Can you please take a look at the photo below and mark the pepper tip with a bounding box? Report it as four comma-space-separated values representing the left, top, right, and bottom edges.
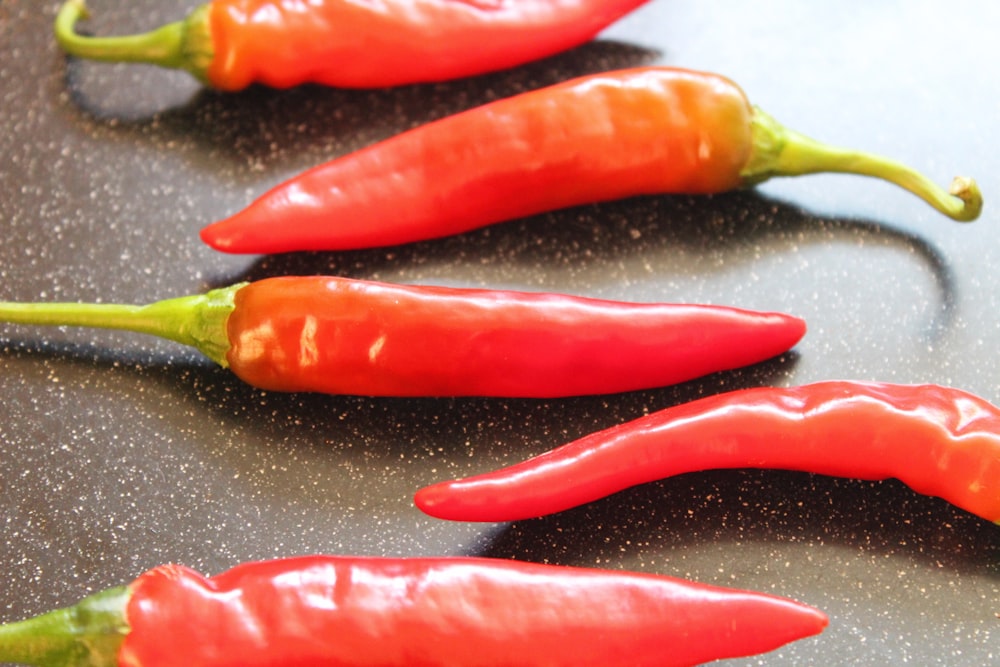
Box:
413, 483, 446, 517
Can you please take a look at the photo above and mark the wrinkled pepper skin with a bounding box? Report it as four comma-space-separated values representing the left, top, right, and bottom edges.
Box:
206, 0, 651, 89
55, 0, 650, 90
201, 68, 754, 253
0, 556, 829, 667
415, 381, 1000, 522
199, 66, 981, 254
225, 276, 805, 396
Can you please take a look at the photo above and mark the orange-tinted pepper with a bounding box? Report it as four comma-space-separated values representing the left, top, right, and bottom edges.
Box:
197, 67, 981, 254
54, 0, 650, 89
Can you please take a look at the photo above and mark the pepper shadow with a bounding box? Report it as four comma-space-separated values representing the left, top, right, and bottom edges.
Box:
207, 190, 958, 345
0, 326, 806, 549
0, 324, 798, 438
465, 467, 1000, 576
0, 326, 800, 471
59, 39, 662, 169
180, 356, 807, 524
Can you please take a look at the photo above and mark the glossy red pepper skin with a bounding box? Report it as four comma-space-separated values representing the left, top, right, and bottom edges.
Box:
415, 381, 1000, 523
200, 68, 754, 253
0, 556, 828, 666
224, 276, 805, 397
205, 0, 651, 90
0, 276, 805, 398
199, 66, 981, 254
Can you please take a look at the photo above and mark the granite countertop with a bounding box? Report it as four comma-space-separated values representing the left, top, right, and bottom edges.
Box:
1, 2, 997, 664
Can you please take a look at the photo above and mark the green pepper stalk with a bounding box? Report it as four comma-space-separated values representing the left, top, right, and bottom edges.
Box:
742, 108, 982, 222
54, 0, 214, 84
0, 285, 241, 367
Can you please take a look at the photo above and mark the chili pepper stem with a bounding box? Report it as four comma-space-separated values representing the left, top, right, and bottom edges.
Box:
0, 586, 129, 667
742, 107, 982, 222
54, 0, 214, 83
0, 284, 245, 367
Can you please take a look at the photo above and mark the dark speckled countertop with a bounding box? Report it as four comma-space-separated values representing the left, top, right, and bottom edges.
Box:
1, 1, 998, 664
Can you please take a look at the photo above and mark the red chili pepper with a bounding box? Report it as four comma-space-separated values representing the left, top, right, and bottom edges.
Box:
0, 555, 827, 667
0, 275, 804, 397
53, 0, 649, 90
197, 66, 982, 254
415, 381, 1000, 523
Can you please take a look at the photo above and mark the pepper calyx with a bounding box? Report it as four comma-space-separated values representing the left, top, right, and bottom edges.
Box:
137, 283, 247, 368
0, 585, 130, 667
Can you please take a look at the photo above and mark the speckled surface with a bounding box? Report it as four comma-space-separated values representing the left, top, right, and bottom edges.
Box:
1, 1, 998, 664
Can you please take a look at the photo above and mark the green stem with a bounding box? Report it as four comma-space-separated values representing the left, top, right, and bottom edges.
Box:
54, 0, 214, 83
0, 586, 129, 667
742, 107, 982, 222
0, 284, 246, 368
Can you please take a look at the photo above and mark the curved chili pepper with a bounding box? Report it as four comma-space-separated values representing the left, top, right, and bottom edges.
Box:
0, 555, 827, 667
198, 66, 982, 254
53, 0, 649, 90
415, 381, 1000, 522
0, 275, 804, 397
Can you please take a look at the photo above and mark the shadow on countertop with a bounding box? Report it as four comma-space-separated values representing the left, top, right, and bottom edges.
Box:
59, 39, 663, 166
468, 466, 1000, 577
208, 189, 959, 343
